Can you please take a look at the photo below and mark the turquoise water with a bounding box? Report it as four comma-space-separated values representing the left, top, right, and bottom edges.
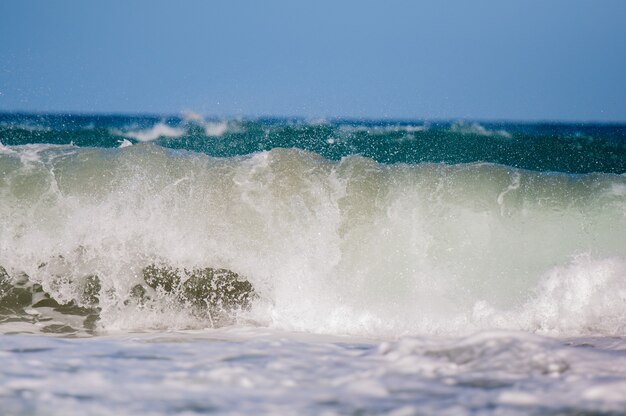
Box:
2, 113, 625, 173
1, 113, 625, 415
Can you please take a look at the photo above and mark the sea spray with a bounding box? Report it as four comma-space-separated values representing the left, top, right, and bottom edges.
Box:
1, 143, 624, 336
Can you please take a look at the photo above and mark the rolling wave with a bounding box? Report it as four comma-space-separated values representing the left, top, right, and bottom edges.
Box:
0, 143, 624, 336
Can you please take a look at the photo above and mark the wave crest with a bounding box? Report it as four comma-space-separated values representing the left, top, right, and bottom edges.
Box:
0, 145, 624, 336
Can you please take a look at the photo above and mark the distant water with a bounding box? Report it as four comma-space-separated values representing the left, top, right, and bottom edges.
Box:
1, 113, 625, 415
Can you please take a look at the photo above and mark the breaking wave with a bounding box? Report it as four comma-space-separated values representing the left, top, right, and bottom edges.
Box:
0, 143, 624, 336
114, 122, 185, 142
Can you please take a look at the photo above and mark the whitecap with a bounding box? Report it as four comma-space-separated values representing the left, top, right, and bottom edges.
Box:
115, 122, 185, 142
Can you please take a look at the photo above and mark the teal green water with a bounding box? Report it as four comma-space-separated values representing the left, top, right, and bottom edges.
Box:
1, 113, 624, 173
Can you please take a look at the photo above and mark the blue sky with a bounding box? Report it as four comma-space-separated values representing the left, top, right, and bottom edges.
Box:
1, 0, 625, 121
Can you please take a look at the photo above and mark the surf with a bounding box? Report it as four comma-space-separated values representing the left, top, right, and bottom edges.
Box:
0, 143, 624, 336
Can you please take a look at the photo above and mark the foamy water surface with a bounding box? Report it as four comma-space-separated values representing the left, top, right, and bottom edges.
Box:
1, 115, 625, 414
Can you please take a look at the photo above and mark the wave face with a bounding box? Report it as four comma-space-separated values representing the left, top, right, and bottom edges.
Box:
1, 139, 624, 336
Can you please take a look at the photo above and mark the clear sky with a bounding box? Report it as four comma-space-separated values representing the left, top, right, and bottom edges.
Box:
1, 0, 625, 121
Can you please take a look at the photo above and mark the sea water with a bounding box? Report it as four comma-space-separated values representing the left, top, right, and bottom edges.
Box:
0, 113, 625, 414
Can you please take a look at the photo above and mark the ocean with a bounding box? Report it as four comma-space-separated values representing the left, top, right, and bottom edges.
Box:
0, 113, 625, 415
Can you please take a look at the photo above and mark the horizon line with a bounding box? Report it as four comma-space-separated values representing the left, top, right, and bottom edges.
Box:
1, 109, 626, 126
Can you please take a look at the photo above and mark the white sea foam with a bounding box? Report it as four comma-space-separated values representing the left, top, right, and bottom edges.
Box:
451, 121, 512, 138
0, 140, 15, 154
182, 111, 232, 136
118, 139, 133, 148
0, 330, 625, 415
521, 255, 626, 335
115, 122, 185, 142
204, 120, 229, 137
0, 145, 624, 336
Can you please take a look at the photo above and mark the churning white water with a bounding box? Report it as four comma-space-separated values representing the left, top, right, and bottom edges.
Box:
0, 144, 624, 336
1, 142, 625, 415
